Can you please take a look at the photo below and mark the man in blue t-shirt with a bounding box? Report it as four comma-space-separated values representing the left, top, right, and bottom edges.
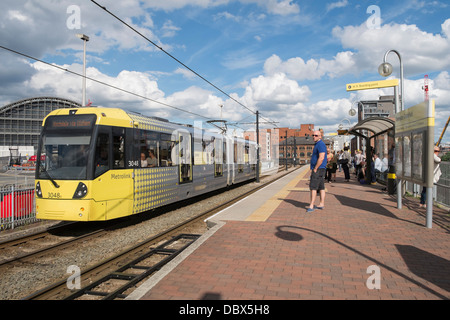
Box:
307, 130, 327, 212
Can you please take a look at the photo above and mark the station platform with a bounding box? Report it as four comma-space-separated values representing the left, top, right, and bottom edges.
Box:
128, 165, 450, 300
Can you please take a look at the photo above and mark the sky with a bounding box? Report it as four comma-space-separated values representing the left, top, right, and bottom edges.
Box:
1, 0, 450, 143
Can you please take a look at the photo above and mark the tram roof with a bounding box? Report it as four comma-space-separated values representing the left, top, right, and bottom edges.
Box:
43, 107, 211, 135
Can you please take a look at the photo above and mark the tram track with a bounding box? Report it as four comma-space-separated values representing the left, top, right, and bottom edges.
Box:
0, 226, 103, 267
23, 166, 300, 300
0, 218, 153, 268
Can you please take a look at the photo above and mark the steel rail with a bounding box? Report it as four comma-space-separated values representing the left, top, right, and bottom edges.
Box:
0, 228, 106, 268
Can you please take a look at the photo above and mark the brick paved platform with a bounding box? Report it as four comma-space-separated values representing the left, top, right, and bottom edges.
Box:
129, 166, 450, 300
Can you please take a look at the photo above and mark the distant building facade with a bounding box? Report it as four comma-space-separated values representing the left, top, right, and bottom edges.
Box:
244, 128, 280, 162
280, 136, 331, 165
278, 124, 315, 140
358, 95, 396, 121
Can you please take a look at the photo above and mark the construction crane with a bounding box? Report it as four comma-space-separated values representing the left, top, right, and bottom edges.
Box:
423, 75, 429, 101
436, 115, 450, 147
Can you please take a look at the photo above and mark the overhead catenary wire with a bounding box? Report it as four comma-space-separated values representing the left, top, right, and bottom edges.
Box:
0, 45, 209, 120
90, 0, 279, 128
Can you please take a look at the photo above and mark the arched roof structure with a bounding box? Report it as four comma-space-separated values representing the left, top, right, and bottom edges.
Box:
0, 97, 80, 152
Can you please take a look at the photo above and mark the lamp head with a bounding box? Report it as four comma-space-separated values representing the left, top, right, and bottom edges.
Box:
378, 62, 393, 77
348, 108, 356, 117
76, 33, 90, 41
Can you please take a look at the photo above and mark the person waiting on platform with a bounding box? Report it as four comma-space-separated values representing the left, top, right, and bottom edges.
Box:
307, 130, 327, 212
326, 148, 337, 183
340, 147, 351, 182
354, 150, 364, 178
420, 146, 442, 208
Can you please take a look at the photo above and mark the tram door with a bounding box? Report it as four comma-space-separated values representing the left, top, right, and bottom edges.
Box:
225, 136, 234, 185
94, 126, 133, 220
214, 137, 223, 177
178, 132, 192, 183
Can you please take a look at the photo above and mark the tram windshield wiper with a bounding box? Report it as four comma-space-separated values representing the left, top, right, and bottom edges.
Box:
40, 167, 60, 188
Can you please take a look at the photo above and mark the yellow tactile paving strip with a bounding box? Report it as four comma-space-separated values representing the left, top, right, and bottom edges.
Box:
245, 168, 323, 222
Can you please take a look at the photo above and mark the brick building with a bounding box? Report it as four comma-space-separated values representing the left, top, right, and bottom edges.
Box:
278, 124, 315, 140
280, 136, 331, 165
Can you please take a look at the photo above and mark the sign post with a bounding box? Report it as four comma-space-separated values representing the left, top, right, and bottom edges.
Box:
426, 100, 435, 228
395, 100, 435, 228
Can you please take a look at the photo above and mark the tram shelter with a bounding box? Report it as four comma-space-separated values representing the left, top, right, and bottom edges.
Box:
348, 117, 395, 185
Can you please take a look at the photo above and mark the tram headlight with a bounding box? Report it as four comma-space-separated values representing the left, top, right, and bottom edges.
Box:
35, 182, 43, 198
73, 182, 88, 199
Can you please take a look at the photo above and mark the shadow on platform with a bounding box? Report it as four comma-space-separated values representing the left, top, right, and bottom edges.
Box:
396, 244, 450, 293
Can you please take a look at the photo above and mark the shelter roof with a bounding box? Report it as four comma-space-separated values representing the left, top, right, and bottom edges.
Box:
348, 116, 394, 139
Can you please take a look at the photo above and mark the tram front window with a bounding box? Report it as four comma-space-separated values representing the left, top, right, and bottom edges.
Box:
38, 134, 92, 180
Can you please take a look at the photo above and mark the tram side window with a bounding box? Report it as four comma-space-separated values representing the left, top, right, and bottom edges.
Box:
136, 130, 176, 168
139, 130, 159, 167
95, 131, 110, 177
223, 141, 227, 164
160, 133, 174, 167
113, 128, 125, 169
245, 144, 249, 165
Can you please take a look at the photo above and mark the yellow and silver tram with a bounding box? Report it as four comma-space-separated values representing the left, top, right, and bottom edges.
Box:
35, 107, 257, 221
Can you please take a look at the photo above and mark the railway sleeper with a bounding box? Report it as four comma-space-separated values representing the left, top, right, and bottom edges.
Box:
64, 233, 200, 300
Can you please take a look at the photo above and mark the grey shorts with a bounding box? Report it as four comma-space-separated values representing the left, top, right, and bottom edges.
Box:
310, 168, 326, 191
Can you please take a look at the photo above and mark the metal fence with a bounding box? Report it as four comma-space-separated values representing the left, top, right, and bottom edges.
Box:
0, 184, 37, 231
435, 161, 450, 208
404, 161, 450, 208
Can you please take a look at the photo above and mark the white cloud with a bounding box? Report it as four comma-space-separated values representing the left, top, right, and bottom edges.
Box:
143, 0, 299, 15
161, 20, 181, 38
174, 67, 197, 79
214, 11, 242, 22
332, 19, 450, 75
142, 0, 228, 11
264, 55, 320, 80
244, 73, 311, 106
264, 52, 356, 81
263, 18, 450, 84
7, 10, 28, 22
23, 61, 165, 110
0, 0, 160, 56
162, 86, 243, 121
430, 72, 450, 108
326, 0, 349, 12
434, 71, 450, 90
309, 98, 352, 122
263, 0, 300, 15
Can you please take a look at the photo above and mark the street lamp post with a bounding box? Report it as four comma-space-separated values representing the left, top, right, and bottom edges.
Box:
378, 49, 404, 209
378, 49, 404, 112
76, 34, 89, 106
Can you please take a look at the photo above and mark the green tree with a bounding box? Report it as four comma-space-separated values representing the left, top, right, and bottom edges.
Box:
441, 151, 450, 162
